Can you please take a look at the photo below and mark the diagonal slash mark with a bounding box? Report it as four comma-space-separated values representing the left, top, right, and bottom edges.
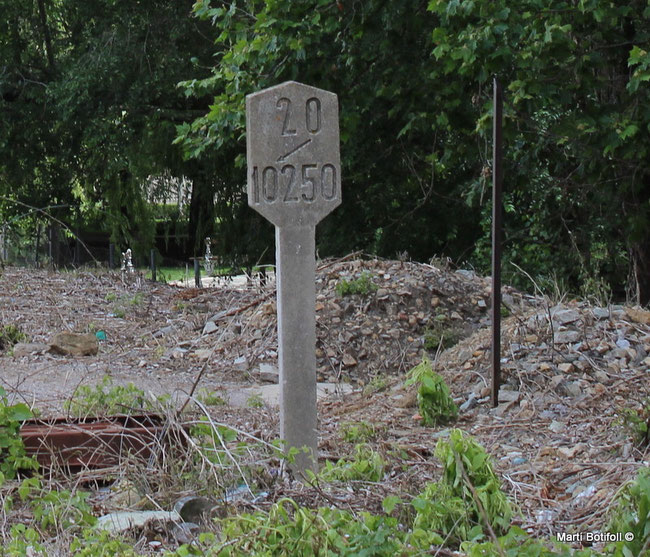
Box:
277, 138, 312, 163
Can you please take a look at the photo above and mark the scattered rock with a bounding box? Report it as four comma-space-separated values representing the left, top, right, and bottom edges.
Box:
202, 321, 218, 335
173, 496, 217, 524
233, 355, 248, 371
49, 332, 98, 356
194, 349, 212, 361
12, 342, 49, 358
460, 393, 478, 412
625, 307, 650, 325
259, 363, 279, 383
553, 330, 580, 344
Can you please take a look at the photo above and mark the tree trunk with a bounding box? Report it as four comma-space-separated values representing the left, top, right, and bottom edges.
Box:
631, 242, 650, 306
186, 165, 216, 257
37, 0, 55, 72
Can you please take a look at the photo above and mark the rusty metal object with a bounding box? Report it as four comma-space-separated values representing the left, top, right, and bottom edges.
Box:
20, 414, 173, 471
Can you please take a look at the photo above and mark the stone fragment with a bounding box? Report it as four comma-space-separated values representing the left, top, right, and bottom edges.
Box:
498, 390, 520, 403
553, 330, 580, 344
153, 325, 175, 338
592, 307, 610, 320
174, 496, 217, 524
551, 308, 581, 325
194, 349, 212, 361
565, 381, 583, 397
558, 363, 575, 373
460, 393, 478, 412
625, 307, 650, 325
49, 332, 98, 356
342, 353, 357, 367
594, 370, 611, 384
202, 321, 218, 335
259, 363, 279, 383
233, 356, 248, 371
12, 342, 49, 358
549, 420, 565, 433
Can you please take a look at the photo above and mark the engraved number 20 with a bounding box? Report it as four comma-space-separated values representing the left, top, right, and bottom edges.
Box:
277, 97, 322, 137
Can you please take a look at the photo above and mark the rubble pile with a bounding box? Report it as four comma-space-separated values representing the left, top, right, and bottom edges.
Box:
195, 258, 534, 385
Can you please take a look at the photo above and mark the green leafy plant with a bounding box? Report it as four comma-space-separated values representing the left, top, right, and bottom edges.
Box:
185, 498, 406, 556
0, 324, 26, 351
31, 487, 96, 531
616, 400, 650, 447
245, 394, 265, 408
607, 466, 650, 556
423, 318, 462, 352
64, 376, 153, 417
196, 388, 228, 407
0, 386, 39, 479
405, 357, 458, 426
462, 525, 596, 556
335, 271, 379, 297
319, 443, 386, 483
411, 429, 512, 549
363, 375, 388, 396
340, 421, 378, 443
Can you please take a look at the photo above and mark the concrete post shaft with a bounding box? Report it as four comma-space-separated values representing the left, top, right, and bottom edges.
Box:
276, 225, 318, 475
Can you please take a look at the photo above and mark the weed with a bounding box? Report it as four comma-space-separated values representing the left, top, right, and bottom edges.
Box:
198, 499, 405, 556
0, 387, 39, 479
607, 466, 650, 556
410, 429, 512, 548
363, 375, 388, 396
616, 400, 650, 447
336, 271, 378, 297
246, 394, 265, 408
340, 421, 378, 443
462, 525, 595, 556
405, 357, 458, 426
319, 443, 386, 482
196, 388, 228, 407
64, 376, 153, 417
423, 320, 462, 352
32, 487, 96, 531
0, 324, 26, 351
104, 292, 117, 302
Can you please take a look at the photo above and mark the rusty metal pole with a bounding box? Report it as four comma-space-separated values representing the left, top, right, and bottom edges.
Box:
492, 77, 503, 407
491, 77, 504, 408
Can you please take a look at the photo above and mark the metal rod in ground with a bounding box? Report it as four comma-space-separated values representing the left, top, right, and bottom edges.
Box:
194, 259, 201, 288
150, 249, 156, 282
491, 77, 504, 408
109, 244, 115, 269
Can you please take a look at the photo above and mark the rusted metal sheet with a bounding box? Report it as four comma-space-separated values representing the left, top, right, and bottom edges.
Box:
20, 414, 172, 471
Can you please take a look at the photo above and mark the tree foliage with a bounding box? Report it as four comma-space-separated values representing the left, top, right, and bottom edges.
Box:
0, 0, 217, 259
178, 0, 650, 302
1, 1, 649, 302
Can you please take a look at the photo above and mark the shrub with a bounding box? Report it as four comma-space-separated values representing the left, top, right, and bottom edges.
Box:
0, 386, 38, 479
405, 357, 458, 426
411, 429, 512, 548
335, 271, 378, 297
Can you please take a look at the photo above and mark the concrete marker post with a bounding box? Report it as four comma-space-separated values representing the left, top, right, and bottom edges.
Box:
246, 81, 342, 476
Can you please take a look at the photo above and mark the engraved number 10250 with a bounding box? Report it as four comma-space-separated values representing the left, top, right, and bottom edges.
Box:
251, 163, 337, 204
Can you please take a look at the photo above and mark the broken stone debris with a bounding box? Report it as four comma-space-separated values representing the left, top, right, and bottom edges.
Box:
48, 331, 98, 356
